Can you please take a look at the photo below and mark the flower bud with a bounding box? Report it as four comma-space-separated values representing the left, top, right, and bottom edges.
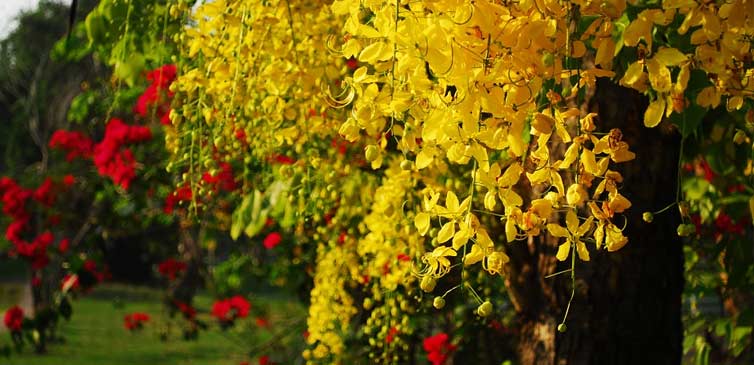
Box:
365, 145, 379, 162
642, 212, 654, 223
477, 301, 493, 317
420, 276, 436, 293
557, 323, 567, 333
400, 160, 413, 171
432, 297, 445, 309
733, 130, 747, 145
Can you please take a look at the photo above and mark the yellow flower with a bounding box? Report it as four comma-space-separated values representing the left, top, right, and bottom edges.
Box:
421, 246, 457, 277
593, 129, 636, 163
547, 210, 594, 261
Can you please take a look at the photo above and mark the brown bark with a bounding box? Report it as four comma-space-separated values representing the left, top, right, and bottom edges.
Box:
506, 79, 684, 364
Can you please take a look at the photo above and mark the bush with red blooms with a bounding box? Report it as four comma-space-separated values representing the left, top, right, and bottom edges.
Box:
423, 332, 456, 365
0, 176, 72, 270
3, 306, 24, 332
49, 118, 152, 190
157, 258, 187, 281
211, 296, 251, 325
124, 312, 150, 331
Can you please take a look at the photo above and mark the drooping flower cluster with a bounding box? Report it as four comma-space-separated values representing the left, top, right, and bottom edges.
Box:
211, 295, 251, 324
3, 306, 24, 332
123, 312, 150, 331
134, 64, 177, 125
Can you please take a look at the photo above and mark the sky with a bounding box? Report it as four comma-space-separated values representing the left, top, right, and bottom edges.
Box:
0, 0, 65, 39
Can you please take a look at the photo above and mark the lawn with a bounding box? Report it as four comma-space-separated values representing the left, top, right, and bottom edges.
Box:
1, 284, 306, 365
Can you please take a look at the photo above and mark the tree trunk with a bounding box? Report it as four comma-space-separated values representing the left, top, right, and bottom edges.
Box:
507, 79, 684, 364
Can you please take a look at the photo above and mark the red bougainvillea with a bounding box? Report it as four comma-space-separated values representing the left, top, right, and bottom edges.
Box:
48, 130, 94, 161
3, 305, 24, 332
423, 332, 456, 365
164, 184, 193, 214
134, 64, 177, 125
211, 295, 251, 323
158, 258, 187, 281
124, 312, 150, 331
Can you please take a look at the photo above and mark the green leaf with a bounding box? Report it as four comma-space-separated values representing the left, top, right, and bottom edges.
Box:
230, 195, 253, 240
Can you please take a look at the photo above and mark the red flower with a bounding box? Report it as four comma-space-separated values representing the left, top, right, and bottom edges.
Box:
423, 332, 456, 365
258, 355, 270, 365
33, 178, 56, 206
3, 306, 24, 332
386, 326, 398, 343
212, 296, 251, 323
396, 253, 410, 262
345, 57, 358, 70
63, 174, 75, 187
269, 154, 295, 165
59, 238, 70, 253
92, 118, 152, 189
124, 312, 150, 331
164, 185, 193, 214
255, 317, 270, 328
174, 300, 196, 319
201, 162, 237, 192
263, 232, 282, 250
158, 259, 187, 281
49, 130, 94, 161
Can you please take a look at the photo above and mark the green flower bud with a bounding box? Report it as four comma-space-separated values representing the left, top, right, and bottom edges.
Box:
433, 297, 446, 309
642, 212, 654, 223
477, 301, 493, 317
365, 145, 379, 162
420, 276, 436, 293
557, 323, 567, 333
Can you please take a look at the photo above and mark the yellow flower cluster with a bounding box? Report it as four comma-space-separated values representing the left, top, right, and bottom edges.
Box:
333, 0, 636, 284
304, 242, 359, 364
616, 1, 754, 126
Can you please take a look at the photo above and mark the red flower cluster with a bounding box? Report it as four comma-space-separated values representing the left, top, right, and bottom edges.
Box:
263, 232, 282, 250
124, 312, 150, 331
423, 332, 456, 365
174, 300, 197, 320
202, 162, 237, 192
93, 118, 152, 190
158, 258, 187, 281
3, 306, 24, 332
0, 178, 60, 269
211, 295, 251, 323
134, 64, 177, 125
50, 119, 152, 190
81, 259, 108, 285
164, 184, 193, 214
33, 178, 57, 207
48, 130, 94, 161
714, 212, 746, 239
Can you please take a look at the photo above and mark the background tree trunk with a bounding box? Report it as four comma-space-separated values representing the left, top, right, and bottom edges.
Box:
506, 79, 684, 364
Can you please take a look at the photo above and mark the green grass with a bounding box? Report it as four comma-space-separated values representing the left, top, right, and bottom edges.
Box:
1, 284, 306, 365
